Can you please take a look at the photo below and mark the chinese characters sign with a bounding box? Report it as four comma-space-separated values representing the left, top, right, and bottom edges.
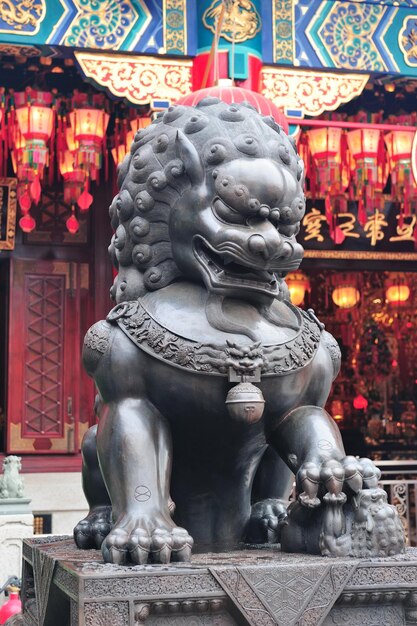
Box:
0, 178, 17, 250
300, 200, 417, 259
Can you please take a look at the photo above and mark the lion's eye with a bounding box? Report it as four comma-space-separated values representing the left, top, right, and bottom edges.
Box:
212, 197, 246, 225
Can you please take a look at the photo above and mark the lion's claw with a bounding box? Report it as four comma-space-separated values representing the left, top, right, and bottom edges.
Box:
246, 498, 288, 544
74, 506, 112, 550
298, 493, 320, 508
296, 457, 381, 507
102, 513, 193, 565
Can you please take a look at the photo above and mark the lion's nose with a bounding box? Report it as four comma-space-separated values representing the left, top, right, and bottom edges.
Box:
248, 231, 281, 260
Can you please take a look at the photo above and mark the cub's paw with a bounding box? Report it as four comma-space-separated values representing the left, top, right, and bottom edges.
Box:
101, 511, 193, 565
74, 505, 112, 550
245, 498, 288, 544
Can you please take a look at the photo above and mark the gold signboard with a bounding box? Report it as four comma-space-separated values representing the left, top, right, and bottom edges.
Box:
0, 178, 17, 251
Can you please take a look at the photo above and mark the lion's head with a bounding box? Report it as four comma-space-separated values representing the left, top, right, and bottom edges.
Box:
109, 98, 305, 304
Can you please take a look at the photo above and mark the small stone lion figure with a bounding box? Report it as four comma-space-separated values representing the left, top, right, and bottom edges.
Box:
74, 99, 405, 564
0, 456, 25, 499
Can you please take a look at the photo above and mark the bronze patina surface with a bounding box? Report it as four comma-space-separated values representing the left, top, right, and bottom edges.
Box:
74, 100, 405, 565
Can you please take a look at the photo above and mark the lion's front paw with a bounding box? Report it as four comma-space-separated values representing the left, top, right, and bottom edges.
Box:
245, 498, 288, 544
74, 505, 112, 550
296, 456, 381, 509
101, 512, 193, 565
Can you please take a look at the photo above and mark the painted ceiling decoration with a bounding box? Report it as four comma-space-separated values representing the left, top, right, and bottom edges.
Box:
0, 1, 414, 77
0, 0, 188, 56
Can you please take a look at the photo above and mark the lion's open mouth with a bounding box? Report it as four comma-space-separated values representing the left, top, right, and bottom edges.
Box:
193, 237, 281, 296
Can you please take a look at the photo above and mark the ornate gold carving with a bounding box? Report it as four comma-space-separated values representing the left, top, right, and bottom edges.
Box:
0, 0, 45, 34
304, 250, 417, 261
75, 52, 193, 106
0, 44, 40, 56
0, 178, 17, 251
400, 16, 417, 66
203, 0, 261, 43
261, 68, 369, 117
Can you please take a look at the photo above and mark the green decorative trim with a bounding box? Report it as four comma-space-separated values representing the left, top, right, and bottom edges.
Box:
164, 0, 187, 55
273, 0, 294, 65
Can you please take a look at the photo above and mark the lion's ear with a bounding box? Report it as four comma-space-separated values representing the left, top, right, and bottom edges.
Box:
175, 130, 204, 186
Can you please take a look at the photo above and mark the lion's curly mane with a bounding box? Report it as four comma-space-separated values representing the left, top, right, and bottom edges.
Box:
109, 97, 305, 304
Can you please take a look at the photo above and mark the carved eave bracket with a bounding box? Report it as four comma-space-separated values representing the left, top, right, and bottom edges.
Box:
260, 67, 370, 117
75, 52, 193, 107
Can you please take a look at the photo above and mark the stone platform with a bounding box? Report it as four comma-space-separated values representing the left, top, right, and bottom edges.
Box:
13, 536, 417, 625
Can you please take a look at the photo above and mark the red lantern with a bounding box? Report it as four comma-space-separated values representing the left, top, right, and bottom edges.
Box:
59, 150, 86, 208
111, 130, 134, 167
175, 85, 288, 133
385, 275, 411, 307
70, 92, 109, 181
385, 130, 417, 213
347, 127, 386, 222
286, 272, 310, 306
13, 89, 55, 224
14, 89, 54, 185
19, 213, 36, 233
306, 127, 343, 195
77, 187, 93, 211
66, 211, 80, 234
353, 394, 368, 410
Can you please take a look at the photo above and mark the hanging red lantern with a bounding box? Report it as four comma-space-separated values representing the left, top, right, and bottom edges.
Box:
347, 127, 385, 224
14, 89, 54, 204
306, 127, 343, 196
286, 271, 310, 306
111, 130, 134, 166
385, 275, 411, 307
66, 210, 80, 234
353, 394, 368, 410
69, 92, 109, 182
77, 186, 93, 211
17, 187, 32, 213
19, 213, 36, 233
13, 89, 55, 232
59, 150, 86, 208
331, 273, 361, 309
385, 130, 417, 213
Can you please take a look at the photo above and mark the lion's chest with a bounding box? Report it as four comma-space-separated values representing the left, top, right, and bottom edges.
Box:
107, 285, 322, 421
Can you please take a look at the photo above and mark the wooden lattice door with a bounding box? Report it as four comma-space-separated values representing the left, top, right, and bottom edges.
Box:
7, 259, 92, 454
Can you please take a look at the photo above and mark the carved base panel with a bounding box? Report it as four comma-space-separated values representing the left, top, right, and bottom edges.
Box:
15, 537, 417, 626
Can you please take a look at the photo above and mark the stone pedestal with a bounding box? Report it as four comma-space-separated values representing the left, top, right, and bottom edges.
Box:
14, 536, 417, 626
0, 500, 33, 599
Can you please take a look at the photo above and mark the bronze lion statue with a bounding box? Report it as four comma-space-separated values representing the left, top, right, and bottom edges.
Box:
75, 99, 404, 564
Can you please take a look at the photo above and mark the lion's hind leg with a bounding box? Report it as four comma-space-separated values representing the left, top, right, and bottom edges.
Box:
246, 447, 292, 544
74, 424, 112, 550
